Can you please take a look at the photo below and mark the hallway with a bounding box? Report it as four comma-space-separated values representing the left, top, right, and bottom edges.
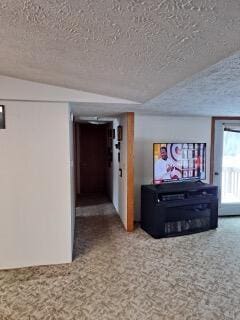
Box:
76, 194, 116, 217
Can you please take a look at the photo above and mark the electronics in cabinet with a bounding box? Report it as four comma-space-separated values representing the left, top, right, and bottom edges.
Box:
141, 181, 218, 238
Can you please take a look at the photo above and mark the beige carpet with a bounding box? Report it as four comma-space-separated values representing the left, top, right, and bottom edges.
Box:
1, 215, 240, 320
76, 194, 115, 217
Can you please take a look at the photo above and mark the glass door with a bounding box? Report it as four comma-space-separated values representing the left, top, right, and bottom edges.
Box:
222, 127, 240, 204
213, 120, 240, 215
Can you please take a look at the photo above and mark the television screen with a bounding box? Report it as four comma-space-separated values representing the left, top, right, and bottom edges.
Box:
153, 143, 206, 184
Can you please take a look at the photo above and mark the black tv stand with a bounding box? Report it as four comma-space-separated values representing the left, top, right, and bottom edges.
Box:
141, 181, 218, 238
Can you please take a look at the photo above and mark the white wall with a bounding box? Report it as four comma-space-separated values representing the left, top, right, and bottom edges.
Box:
69, 113, 76, 253
0, 101, 73, 269
117, 115, 128, 229
134, 114, 212, 221
106, 116, 128, 230
0, 74, 133, 269
0, 75, 135, 104
112, 119, 120, 212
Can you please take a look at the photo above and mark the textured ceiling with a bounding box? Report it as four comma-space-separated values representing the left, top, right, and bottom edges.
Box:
143, 51, 240, 116
72, 51, 240, 117
1, 0, 240, 103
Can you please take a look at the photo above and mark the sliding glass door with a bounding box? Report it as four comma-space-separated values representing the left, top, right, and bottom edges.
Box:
221, 128, 240, 205
213, 120, 240, 216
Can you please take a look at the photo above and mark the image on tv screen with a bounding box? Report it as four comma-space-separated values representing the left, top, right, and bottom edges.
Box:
153, 143, 206, 183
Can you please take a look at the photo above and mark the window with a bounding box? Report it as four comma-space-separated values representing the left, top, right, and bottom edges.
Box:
0, 105, 5, 129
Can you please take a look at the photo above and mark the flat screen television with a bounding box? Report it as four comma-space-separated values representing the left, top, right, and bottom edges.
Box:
153, 143, 206, 184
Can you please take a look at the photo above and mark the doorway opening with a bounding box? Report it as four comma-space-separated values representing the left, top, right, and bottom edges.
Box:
211, 117, 240, 216
74, 120, 115, 217
222, 127, 240, 204
72, 112, 134, 233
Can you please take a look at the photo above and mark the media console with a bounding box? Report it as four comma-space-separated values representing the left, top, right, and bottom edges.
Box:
141, 181, 218, 238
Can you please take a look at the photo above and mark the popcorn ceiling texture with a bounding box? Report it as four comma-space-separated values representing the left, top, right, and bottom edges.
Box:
0, 0, 240, 103
144, 51, 240, 116
71, 49, 240, 116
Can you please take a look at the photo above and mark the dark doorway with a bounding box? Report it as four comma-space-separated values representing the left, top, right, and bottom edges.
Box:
79, 123, 108, 194
74, 121, 115, 215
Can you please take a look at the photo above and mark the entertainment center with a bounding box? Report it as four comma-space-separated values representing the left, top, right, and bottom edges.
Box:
141, 181, 218, 238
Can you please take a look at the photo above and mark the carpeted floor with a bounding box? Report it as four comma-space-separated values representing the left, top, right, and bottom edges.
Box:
76, 194, 115, 217
1, 215, 240, 320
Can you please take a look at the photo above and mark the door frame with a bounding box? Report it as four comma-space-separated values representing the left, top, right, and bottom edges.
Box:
211, 117, 240, 215
210, 117, 240, 183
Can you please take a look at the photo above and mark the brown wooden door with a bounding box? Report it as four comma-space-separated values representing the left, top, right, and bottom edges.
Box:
79, 123, 107, 194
